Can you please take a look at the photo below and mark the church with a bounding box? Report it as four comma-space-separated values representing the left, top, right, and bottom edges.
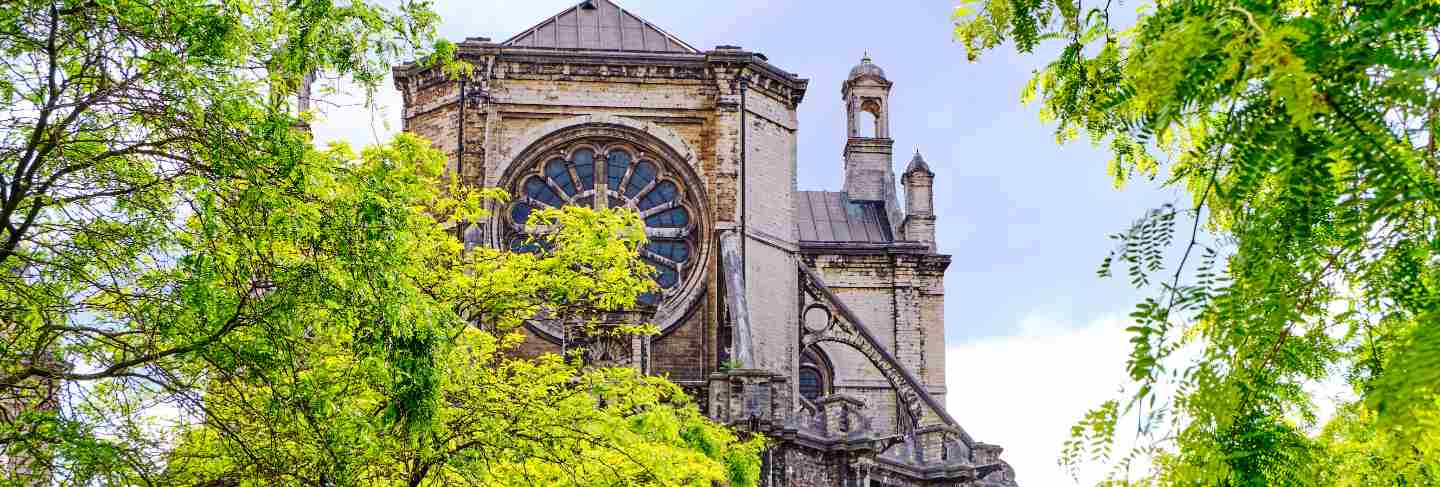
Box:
392, 1, 1019, 485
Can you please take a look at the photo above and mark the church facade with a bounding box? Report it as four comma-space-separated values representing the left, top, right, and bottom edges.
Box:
392, 2, 1018, 485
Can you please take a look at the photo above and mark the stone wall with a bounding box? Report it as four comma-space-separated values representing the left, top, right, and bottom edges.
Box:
808, 251, 952, 428
842, 138, 896, 205
394, 43, 806, 398
741, 86, 800, 375
393, 37, 1014, 487
650, 307, 710, 383
774, 446, 843, 487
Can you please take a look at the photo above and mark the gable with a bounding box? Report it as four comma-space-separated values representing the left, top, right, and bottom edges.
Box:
502, 0, 699, 53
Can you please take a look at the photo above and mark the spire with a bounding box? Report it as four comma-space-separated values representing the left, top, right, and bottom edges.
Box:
901, 149, 936, 249
904, 149, 933, 176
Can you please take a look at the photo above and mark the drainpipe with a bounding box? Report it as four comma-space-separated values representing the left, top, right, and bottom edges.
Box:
456, 76, 467, 240
738, 72, 749, 282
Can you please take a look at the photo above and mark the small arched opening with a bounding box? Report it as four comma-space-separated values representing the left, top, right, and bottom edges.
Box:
857, 111, 878, 138
858, 98, 884, 138
798, 346, 833, 402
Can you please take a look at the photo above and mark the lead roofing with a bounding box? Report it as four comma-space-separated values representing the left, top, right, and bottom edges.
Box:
502, 0, 699, 53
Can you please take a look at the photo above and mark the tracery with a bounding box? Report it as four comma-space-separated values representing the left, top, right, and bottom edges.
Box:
506, 141, 698, 307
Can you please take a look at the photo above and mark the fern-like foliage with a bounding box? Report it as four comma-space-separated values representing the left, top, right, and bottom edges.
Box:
957, 0, 1440, 484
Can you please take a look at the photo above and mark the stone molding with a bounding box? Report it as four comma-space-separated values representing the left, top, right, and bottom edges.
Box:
504, 114, 696, 170
394, 43, 810, 108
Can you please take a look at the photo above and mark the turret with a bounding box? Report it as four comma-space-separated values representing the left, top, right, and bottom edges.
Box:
841, 54, 896, 206
841, 54, 906, 237
902, 150, 936, 250
844, 54, 890, 140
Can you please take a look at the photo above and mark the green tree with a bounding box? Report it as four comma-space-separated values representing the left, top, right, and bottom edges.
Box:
0, 0, 760, 485
149, 138, 761, 486
956, 0, 1440, 484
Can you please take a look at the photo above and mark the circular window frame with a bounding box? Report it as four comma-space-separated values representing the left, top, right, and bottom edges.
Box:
495, 125, 711, 339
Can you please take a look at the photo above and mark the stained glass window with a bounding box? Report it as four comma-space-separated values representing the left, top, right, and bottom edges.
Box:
523, 177, 563, 208
544, 159, 575, 195
572, 149, 595, 191
798, 347, 831, 402
645, 240, 689, 264
605, 149, 630, 189
645, 207, 689, 228
624, 161, 657, 197
798, 367, 823, 402
508, 141, 697, 308
638, 181, 678, 211
510, 203, 533, 226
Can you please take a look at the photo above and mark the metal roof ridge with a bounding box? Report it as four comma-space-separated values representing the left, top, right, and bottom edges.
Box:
500, 0, 699, 54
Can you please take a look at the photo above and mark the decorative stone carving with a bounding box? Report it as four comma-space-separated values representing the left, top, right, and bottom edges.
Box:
797, 261, 972, 446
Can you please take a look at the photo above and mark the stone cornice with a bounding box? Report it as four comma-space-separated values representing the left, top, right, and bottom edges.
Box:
841, 75, 894, 94
394, 41, 809, 107
704, 47, 810, 106
801, 251, 952, 286
844, 137, 895, 155
871, 455, 979, 482
796, 240, 941, 257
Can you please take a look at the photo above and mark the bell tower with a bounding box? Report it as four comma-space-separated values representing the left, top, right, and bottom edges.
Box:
841, 53, 901, 228
843, 53, 891, 140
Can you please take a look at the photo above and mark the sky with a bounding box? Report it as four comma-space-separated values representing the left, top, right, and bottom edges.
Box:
309, 1, 1190, 484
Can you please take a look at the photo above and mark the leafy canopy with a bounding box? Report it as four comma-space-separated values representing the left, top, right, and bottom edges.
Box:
956, 0, 1440, 484
0, 0, 760, 485
150, 137, 761, 487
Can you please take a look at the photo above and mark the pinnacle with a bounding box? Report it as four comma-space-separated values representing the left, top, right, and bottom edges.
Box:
905, 149, 933, 176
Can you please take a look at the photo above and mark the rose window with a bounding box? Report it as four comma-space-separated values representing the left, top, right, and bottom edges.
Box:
506, 141, 699, 308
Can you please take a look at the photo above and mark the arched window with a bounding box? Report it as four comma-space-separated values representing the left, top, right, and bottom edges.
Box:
507, 140, 699, 308
798, 346, 832, 402
798, 367, 824, 402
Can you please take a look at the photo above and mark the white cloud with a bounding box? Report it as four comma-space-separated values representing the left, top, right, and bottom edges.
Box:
946, 311, 1364, 486
309, 78, 403, 150
946, 314, 1138, 486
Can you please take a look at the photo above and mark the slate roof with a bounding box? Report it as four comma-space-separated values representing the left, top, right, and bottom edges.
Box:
795, 191, 894, 243
502, 0, 699, 53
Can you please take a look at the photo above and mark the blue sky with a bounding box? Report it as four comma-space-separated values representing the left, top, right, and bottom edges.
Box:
312, 1, 1188, 484
405, 0, 1183, 342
